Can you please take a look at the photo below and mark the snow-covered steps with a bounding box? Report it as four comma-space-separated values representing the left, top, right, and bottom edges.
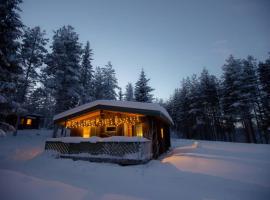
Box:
45, 136, 152, 165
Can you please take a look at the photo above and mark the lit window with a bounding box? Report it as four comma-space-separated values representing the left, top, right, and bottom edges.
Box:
26, 119, 32, 125
161, 128, 164, 139
136, 123, 143, 137
20, 118, 24, 125
83, 127, 90, 138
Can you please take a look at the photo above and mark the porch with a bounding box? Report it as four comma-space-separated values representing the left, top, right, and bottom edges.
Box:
45, 136, 152, 165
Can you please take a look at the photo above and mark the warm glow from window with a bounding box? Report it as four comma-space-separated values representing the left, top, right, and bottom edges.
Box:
20, 118, 24, 125
83, 127, 90, 138
26, 119, 32, 125
136, 124, 143, 137
161, 128, 164, 139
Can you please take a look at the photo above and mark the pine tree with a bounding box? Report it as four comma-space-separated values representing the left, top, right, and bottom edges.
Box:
124, 82, 134, 101
167, 78, 192, 138
0, 0, 24, 118
199, 69, 221, 140
221, 55, 243, 141
80, 41, 94, 104
258, 55, 270, 142
134, 69, 154, 102
92, 66, 105, 100
44, 25, 82, 114
18, 26, 48, 104
102, 62, 119, 100
26, 86, 54, 128
240, 56, 260, 143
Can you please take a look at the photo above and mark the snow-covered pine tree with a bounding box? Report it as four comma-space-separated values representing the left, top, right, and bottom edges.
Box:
102, 62, 119, 100
199, 69, 221, 140
124, 82, 134, 101
18, 26, 48, 105
26, 86, 54, 128
240, 56, 260, 143
187, 74, 205, 139
92, 66, 104, 100
167, 78, 192, 138
80, 41, 94, 104
258, 55, 270, 142
166, 89, 181, 136
221, 55, 243, 142
45, 25, 82, 114
178, 78, 193, 138
28, 67, 56, 128
0, 0, 24, 118
134, 69, 154, 102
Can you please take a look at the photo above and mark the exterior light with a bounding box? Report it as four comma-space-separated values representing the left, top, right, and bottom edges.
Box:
26, 119, 32, 125
161, 128, 164, 139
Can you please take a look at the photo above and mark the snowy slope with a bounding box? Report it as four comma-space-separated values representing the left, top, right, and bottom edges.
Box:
0, 129, 270, 200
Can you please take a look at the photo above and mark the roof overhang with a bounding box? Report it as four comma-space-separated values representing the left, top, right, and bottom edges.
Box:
53, 100, 174, 125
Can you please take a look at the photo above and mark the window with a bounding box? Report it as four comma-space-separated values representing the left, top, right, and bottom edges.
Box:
136, 123, 143, 137
106, 126, 116, 132
83, 127, 90, 138
161, 128, 164, 139
20, 118, 24, 125
26, 119, 32, 126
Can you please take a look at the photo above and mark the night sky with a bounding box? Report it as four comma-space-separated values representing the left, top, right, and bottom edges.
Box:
21, 0, 270, 100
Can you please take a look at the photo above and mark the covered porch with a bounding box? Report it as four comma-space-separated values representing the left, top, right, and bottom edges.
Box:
46, 100, 173, 164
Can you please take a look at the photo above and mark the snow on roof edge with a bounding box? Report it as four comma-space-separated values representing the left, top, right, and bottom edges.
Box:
53, 100, 173, 125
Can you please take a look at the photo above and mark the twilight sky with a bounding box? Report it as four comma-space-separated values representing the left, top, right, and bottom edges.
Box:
21, 0, 270, 100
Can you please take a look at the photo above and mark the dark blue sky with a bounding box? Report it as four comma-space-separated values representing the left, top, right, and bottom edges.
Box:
21, 0, 270, 100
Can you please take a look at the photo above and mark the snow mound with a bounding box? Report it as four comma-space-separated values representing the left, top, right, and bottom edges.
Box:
0, 122, 16, 137
0, 169, 88, 200
0, 129, 6, 137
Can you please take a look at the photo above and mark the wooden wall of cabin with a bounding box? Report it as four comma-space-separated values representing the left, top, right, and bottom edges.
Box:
147, 116, 171, 159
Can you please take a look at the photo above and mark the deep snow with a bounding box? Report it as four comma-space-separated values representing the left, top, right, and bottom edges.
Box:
0, 129, 270, 200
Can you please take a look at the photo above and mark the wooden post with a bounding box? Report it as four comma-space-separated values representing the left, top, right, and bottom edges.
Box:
53, 124, 59, 138
13, 114, 20, 136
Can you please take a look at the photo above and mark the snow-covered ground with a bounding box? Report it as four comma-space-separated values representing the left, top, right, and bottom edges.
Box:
0, 130, 269, 200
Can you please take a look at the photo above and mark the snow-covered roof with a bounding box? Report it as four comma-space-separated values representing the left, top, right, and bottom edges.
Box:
53, 100, 173, 125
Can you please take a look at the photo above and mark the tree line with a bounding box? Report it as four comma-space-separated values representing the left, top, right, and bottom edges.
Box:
1, 0, 269, 143
0, 0, 155, 131
166, 55, 270, 144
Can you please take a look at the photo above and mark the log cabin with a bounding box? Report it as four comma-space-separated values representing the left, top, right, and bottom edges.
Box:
46, 100, 173, 164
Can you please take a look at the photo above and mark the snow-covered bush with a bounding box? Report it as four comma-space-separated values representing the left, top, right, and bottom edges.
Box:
0, 129, 6, 137
0, 122, 16, 136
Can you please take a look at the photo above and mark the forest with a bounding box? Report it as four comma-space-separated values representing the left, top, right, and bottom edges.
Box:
1, 0, 269, 143
166, 56, 270, 144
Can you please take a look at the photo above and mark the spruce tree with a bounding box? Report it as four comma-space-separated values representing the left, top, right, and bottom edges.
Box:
102, 62, 119, 100
18, 26, 48, 104
92, 66, 104, 100
240, 56, 259, 143
199, 69, 221, 140
134, 69, 154, 102
80, 41, 94, 104
258, 55, 270, 142
0, 0, 24, 117
221, 55, 243, 141
44, 25, 82, 114
124, 82, 134, 101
